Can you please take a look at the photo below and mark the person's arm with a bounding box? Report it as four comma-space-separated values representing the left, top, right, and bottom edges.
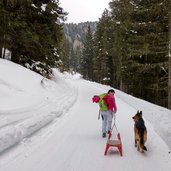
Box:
106, 94, 117, 112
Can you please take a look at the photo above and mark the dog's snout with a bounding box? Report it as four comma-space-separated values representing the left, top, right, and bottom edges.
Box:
132, 117, 135, 119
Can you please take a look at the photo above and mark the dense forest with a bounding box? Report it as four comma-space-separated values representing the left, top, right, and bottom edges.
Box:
0, 0, 171, 109
0, 0, 67, 76
78, 0, 171, 109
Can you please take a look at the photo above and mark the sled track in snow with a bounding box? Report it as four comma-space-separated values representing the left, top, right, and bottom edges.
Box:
0, 79, 78, 154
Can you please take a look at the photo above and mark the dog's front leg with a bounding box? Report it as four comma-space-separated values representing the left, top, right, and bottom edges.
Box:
137, 145, 140, 151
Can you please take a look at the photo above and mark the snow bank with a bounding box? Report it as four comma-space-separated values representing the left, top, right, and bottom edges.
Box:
0, 59, 44, 111
0, 59, 78, 153
115, 90, 171, 151
0, 98, 76, 153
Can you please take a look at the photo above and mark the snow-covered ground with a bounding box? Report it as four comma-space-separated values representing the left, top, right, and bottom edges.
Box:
0, 58, 171, 171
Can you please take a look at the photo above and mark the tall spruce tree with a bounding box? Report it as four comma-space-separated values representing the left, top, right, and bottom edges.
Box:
109, 0, 132, 89
80, 25, 94, 80
169, 1, 171, 109
108, 0, 169, 106
0, 0, 67, 76
93, 9, 116, 85
60, 36, 70, 71
125, 0, 169, 106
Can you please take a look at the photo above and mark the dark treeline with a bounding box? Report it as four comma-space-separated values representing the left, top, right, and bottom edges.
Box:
79, 0, 171, 109
0, 0, 66, 76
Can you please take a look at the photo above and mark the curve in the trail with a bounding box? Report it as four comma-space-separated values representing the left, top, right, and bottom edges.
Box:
0, 69, 78, 153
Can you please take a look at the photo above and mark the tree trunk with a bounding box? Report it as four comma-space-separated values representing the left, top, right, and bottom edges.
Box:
168, 8, 171, 109
2, 48, 6, 59
0, 48, 2, 58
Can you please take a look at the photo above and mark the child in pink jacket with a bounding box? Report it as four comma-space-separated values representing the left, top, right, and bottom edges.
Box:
101, 89, 117, 137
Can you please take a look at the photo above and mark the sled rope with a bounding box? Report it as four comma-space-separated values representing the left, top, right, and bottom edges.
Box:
111, 113, 118, 133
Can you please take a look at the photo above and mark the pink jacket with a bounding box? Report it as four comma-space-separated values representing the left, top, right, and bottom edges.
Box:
103, 94, 117, 112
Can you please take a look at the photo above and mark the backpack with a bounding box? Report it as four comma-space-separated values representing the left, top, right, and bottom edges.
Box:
99, 93, 108, 111
92, 93, 108, 111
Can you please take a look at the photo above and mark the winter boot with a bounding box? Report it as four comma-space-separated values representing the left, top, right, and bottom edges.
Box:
102, 133, 106, 138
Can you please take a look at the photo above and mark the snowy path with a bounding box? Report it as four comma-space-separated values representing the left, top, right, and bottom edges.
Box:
0, 79, 171, 171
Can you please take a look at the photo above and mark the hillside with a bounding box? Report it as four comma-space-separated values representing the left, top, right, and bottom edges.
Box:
64, 21, 97, 43
62, 21, 97, 71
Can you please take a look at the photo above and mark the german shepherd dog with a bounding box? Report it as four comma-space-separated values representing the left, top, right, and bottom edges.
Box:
132, 111, 147, 153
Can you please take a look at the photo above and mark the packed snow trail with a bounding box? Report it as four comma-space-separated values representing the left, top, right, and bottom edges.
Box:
0, 79, 171, 171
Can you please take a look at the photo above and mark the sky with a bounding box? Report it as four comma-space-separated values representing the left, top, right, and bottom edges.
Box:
0, 58, 171, 170
60, 0, 111, 23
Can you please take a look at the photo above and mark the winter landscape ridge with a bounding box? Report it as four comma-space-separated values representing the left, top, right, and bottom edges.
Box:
0, 58, 171, 171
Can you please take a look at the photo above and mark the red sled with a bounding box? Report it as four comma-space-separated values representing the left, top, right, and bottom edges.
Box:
104, 132, 123, 156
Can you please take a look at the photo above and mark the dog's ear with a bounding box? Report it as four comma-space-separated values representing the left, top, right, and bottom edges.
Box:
137, 110, 139, 114
140, 111, 142, 116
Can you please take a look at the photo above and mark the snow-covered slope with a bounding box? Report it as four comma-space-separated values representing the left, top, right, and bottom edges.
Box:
0, 59, 78, 153
0, 59, 171, 171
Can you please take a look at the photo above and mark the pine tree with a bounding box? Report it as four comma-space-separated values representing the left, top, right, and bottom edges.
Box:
0, 0, 67, 76
169, 1, 171, 109
125, 0, 169, 106
80, 25, 94, 80
60, 36, 70, 71
93, 9, 115, 85
108, 0, 132, 89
